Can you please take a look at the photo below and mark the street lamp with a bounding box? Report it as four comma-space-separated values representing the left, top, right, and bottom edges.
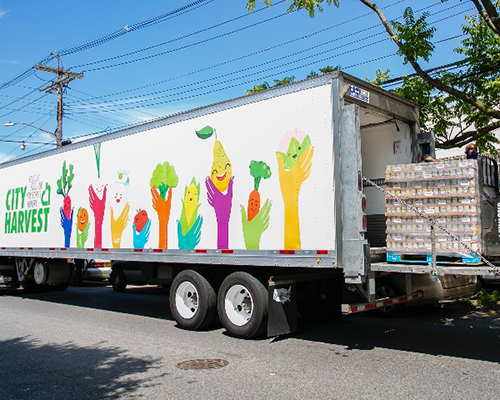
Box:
3, 122, 59, 147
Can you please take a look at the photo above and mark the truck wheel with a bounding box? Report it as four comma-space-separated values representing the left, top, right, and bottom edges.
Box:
169, 270, 216, 330
33, 261, 48, 285
111, 268, 127, 292
218, 272, 268, 339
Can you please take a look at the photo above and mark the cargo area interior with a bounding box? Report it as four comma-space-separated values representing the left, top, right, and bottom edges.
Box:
358, 106, 414, 249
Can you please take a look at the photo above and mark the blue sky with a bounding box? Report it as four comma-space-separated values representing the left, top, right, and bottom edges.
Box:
0, 0, 476, 161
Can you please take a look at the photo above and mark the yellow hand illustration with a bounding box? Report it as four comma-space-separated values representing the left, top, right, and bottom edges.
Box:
277, 145, 313, 250
111, 202, 130, 248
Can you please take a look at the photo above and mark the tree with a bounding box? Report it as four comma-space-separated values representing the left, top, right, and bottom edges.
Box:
246, 0, 500, 151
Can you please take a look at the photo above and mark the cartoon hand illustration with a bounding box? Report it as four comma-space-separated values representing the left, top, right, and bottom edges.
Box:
76, 222, 90, 249
206, 176, 234, 249
277, 145, 313, 250
177, 214, 203, 250
89, 184, 107, 248
133, 219, 151, 249
110, 203, 130, 248
241, 200, 271, 250
60, 207, 74, 248
152, 186, 173, 249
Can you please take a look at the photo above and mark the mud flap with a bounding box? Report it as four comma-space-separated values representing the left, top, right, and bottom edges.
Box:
267, 280, 297, 337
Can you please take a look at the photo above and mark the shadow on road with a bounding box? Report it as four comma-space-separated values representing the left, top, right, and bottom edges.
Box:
1, 284, 173, 321
4, 286, 499, 363
291, 305, 500, 364
0, 336, 167, 400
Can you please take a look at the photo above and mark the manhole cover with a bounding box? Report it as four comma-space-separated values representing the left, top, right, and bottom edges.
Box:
176, 359, 229, 370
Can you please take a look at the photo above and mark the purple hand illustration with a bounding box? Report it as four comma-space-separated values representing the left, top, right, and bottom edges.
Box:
206, 176, 234, 249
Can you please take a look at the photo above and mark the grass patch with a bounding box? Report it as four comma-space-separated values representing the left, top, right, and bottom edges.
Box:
469, 289, 500, 314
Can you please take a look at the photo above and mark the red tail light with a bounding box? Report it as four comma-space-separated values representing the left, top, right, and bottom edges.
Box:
362, 196, 366, 212
363, 215, 367, 231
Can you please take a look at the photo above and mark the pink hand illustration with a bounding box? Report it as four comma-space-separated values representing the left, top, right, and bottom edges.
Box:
206, 176, 234, 249
89, 184, 107, 248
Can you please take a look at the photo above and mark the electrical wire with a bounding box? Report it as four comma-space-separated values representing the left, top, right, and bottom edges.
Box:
0, 0, 213, 92
69, 0, 459, 107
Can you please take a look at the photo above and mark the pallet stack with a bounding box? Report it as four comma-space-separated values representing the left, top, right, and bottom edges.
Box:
384, 159, 481, 264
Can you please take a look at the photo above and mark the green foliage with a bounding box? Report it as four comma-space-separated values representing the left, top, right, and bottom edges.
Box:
56, 161, 75, 198
150, 162, 178, 200
249, 160, 272, 191
318, 65, 339, 74
246, 81, 270, 94
391, 8, 436, 64
366, 69, 392, 87
477, 288, 500, 306
273, 76, 295, 86
246, 0, 338, 18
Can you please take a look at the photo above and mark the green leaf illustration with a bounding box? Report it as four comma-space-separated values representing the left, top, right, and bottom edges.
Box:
195, 126, 214, 139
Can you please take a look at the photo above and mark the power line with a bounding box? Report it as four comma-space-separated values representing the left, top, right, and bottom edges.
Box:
73, 0, 288, 69
0, 0, 213, 92
69, 0, 458, 107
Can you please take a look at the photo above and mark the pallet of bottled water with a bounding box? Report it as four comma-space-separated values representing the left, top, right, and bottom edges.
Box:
384, 159, 481, 264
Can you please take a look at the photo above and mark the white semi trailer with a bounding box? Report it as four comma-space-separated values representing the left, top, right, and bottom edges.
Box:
1, 72, 498, 338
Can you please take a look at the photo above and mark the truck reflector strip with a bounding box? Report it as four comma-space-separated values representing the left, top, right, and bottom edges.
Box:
341, 292, 423, 315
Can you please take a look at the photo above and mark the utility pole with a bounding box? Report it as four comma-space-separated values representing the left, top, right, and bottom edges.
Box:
36, 53, 83, 147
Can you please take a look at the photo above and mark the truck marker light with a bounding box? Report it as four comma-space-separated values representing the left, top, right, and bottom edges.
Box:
221, 249, 233, 254
86, 248, 94, 251
134, 249, 143, 252
362, 197, 366, 212
195, 249, 207, 253
280, 250, 295, 254
316, 250, 328, 255
101, 248, 109, 252
153, 249, 163, 253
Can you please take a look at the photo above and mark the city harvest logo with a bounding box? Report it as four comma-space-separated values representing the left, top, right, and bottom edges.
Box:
5, 175, 51, 234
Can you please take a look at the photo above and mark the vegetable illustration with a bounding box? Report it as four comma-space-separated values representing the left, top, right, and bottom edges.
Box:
150, 162, 178, 249
110, 170, 130, 248
276, 130, 314, 250
150, 162, 178, 200
57, 161, 75, 220
196, 126, 234, 249
133, 209, 151, 249
76, 207, 89, 249
240, 160, 272, 250
247, 161, 272, 221
89, 143, 106, 248
134, 209, 148, 233
210, 140, 232, 192
277, 135, 311, 171
57, 161, 75, 247
177, 178, 203, 249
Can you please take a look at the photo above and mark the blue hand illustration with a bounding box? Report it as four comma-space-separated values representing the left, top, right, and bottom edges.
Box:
133, 219, 151, 249
60, 207, 74, 248
177, 215, 203, 250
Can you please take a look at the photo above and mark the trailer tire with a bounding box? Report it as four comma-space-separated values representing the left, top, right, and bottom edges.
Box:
111, 268, 127, 292
218, 272, 268, 339
170, 270, 216, 330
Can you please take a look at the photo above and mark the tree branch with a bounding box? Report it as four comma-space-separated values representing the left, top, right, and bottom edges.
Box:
357, 0, 500, 120
436, 120, 500, 148
479, 0, 500, 35
471, 0, 500, 35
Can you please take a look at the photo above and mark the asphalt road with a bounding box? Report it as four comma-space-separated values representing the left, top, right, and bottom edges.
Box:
1, 283, 499, 400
